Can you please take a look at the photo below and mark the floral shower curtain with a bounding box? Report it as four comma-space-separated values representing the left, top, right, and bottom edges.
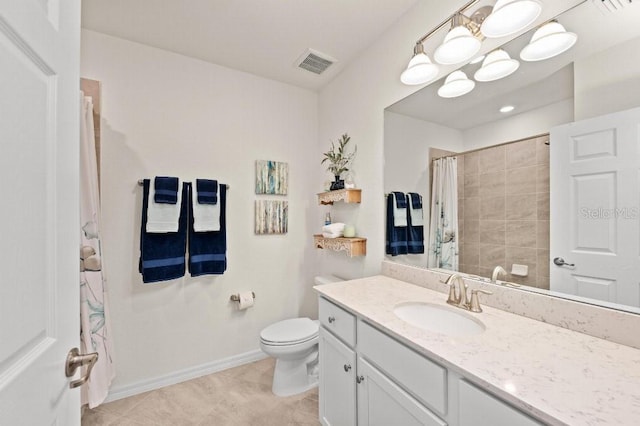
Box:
80, 93, 115, 408
427, 157, 459, 270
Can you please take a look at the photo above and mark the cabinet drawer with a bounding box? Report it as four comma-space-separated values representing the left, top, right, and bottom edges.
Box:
319, 297, 356, 347
458, 380, 543, 426
358, 321, 447, 416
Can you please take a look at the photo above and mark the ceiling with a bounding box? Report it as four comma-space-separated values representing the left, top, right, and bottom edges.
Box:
387, 0, 640, 129
81, 0, 419, 91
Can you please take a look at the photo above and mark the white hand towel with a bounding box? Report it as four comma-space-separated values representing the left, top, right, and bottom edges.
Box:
193, 181, 220, 232
322, 222, 345, 234
408, 195, 424, 227
322, 232, 343, 238
146, 178, 182, 233
392, 193, 407, 227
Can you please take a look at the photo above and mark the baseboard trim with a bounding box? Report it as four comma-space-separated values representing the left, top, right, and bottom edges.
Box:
104, 349, 268, 403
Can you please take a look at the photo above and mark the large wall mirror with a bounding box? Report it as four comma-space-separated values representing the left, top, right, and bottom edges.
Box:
384, 0, 640, 314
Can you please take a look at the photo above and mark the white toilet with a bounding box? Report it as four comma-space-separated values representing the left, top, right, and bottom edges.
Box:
260, 275, 343, 397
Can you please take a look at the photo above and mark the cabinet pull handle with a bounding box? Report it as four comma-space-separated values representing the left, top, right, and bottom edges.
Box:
356, 375, 364, 384
343, 364, 351, 372
328, 316, 336, 323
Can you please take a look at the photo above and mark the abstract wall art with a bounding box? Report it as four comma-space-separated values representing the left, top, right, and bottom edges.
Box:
255, 160, 288, 195
255, 200, 288, 234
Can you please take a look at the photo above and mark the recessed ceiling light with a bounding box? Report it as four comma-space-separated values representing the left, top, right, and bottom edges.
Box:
500, 105, 515, 113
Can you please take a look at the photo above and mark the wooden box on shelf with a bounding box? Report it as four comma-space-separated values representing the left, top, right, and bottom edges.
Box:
317, 189, 361, 205
314, 235, 367, 257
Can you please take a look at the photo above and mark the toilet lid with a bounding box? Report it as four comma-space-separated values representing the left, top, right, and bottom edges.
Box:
260, 318, 318, 344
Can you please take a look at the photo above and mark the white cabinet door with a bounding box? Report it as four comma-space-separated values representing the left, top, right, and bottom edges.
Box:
320, 327, 357, 426
357, 357, 446, 426
0, 1, 81, 425
459, 381, 542, 426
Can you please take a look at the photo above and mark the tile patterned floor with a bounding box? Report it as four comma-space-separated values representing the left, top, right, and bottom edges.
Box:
82, 358, 319, 425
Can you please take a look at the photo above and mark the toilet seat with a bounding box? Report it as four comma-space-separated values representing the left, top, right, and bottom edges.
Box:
260, 317, 318, 346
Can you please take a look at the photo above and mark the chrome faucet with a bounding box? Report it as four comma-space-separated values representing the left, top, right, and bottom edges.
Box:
444, 273, 492, 313
491, 266, 507, 283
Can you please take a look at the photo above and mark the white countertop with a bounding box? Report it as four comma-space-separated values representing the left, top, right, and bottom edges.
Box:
315, 275, 640, 426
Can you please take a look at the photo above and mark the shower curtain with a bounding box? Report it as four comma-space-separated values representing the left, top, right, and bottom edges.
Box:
80, 93, 115, 408
427, 157, 459, 270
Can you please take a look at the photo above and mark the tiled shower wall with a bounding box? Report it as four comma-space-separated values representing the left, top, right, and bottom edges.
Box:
457, 135, 550, 289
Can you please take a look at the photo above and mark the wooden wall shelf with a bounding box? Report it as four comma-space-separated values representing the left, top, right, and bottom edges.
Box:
317, 189, 361, 205
314, 235, 366, 257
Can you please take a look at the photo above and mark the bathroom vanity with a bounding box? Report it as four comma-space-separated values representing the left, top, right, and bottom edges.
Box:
315, 275, 640, 426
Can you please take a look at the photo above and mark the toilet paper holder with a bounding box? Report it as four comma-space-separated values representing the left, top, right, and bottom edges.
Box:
230, 292, 256, 302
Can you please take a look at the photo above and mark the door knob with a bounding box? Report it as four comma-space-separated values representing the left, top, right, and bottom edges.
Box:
65, 347, 98, 389
327, 316, 335, 323
356, 375, 365, 384
344, 364, 352, 372
553, 257, 575, 267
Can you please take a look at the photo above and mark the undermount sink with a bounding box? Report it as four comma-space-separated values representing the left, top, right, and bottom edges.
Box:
393, 302, 486, 337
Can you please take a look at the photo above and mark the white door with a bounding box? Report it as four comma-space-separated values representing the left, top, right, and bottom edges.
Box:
0, 1, 81, 425
550, 107, 640, 308
319, 328, 357, 426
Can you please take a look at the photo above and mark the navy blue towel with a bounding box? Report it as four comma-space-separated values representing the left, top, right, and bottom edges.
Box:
406, 193, 425, 254
394, 191, 407, 208
408, 192, 422, 209
154, 176, 179, 204
189, 183, 227, 276
139, 180, 188, 283
386, 193, 408, 256
196, 179, 218, 205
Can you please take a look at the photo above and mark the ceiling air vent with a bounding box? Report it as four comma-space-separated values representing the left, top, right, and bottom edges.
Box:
294, 49, 336, 75
592, 0, 633, 13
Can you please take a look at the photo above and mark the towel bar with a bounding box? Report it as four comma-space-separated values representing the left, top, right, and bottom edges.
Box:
137, 179, 229, 189
230, 292, 255, 302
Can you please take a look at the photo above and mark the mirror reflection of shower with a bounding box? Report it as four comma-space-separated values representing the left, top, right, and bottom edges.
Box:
427, 157, 459, 271
428, 134, 550, 289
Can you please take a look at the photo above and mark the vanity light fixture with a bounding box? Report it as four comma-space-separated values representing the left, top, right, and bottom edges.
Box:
400, 43, 439, 85
520, 21, 577, 61
474, 49, 520, 82
480, 0, 542, 38
434, 14, 483, 65
500, 105, 515, 113
438, 71, 476, 98
400, 0, 545, 86
469, 54, 486, 64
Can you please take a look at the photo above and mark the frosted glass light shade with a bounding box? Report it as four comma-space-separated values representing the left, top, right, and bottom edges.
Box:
481, 0, 542, 38
474, 49, 520, 82
520, 21, 577, 61
400, 53, 439, 85
438, 71, 476, 98
434, 26, 482, 65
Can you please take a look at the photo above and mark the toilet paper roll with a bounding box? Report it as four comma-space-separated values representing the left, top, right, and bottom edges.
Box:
238, 291, 254, 310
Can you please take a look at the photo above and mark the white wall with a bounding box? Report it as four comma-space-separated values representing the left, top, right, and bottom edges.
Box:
574, 36, 640, 121
462, 98, 574, 151
384, 111, 463, 194
81, 30, 318, 393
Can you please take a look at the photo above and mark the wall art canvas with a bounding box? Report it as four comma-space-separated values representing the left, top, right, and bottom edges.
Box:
255, 160, 288, 195
255, 200, 288, 234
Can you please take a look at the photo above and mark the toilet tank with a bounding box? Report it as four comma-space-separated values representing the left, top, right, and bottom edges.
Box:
314, 275, 343, 285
